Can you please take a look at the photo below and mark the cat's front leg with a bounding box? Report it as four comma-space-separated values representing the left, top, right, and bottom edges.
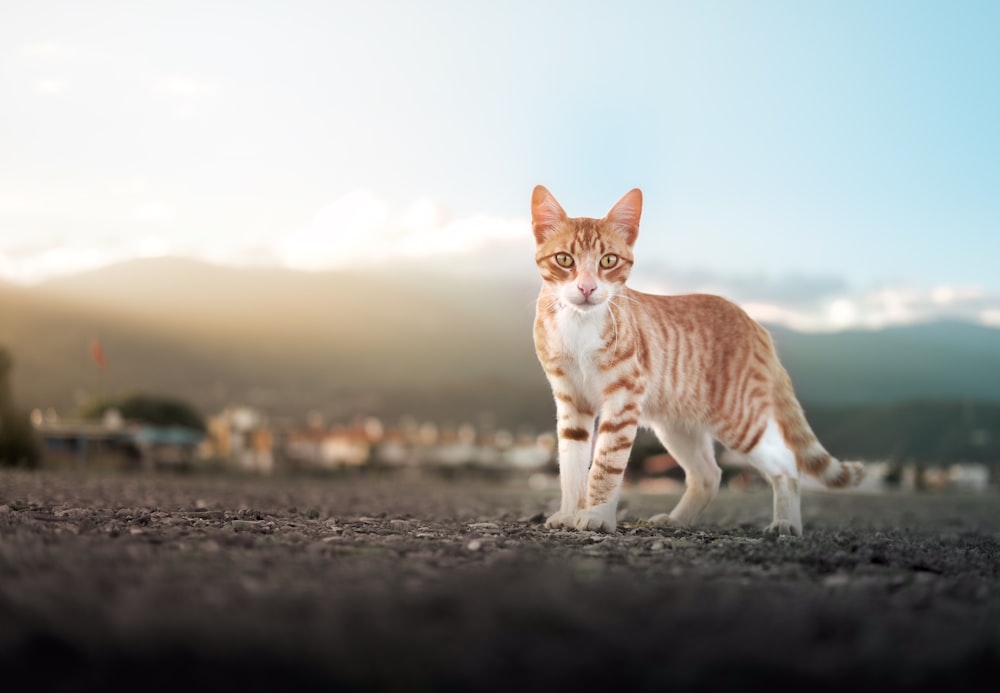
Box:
545, 402, 595, 529
577, 404, 640, 533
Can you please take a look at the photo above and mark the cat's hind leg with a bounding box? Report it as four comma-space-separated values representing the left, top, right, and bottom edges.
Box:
648, 424, 721, 528
742, 418, 802, 536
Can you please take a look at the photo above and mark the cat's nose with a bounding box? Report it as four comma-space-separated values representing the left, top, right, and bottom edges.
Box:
578, 274, 597, 299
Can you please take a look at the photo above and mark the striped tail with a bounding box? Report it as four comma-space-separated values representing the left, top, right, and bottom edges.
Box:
772, 368, 864, 489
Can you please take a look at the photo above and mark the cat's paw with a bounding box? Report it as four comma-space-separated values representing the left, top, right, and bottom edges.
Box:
575, 506, 617, 533
648, 513, 683, 528
764, 520, 802, 537
545, 511, 578, 529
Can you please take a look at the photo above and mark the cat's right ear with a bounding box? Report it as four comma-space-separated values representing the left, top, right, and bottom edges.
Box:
531, 185, 567, 244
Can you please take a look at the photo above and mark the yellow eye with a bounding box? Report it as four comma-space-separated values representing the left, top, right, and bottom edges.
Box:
600, 254, 619, 269
554, 253, 574, 268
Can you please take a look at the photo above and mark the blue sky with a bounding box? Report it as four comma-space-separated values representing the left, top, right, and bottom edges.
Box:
1, 1, 998, 330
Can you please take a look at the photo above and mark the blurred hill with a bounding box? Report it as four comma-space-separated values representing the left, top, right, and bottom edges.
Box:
3, 258, 1000, 437
0, 258, 547, 427
806, 400, 1000, 465
769, 322, 1000, 405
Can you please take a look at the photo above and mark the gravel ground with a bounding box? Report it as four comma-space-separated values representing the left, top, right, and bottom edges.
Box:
1, 469, 999, 692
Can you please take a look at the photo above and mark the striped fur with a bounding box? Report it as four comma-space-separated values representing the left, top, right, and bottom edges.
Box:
531, 185, 863, 536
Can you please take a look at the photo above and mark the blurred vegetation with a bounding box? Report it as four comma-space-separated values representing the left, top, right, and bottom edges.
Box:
0, 347, 41, 468
80, 393, 206, 432
807, 400, 1000, 466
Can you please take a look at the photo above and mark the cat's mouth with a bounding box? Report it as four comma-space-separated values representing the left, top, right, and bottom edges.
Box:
567, 294, 603, 311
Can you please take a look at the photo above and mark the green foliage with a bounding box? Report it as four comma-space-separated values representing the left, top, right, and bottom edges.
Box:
0, 346, 41, 468
806, 400, 1000, 465
0, 409, 41, 468
80, 393, 206, 432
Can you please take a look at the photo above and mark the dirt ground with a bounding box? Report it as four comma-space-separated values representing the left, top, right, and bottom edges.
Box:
1, 469, 998, 692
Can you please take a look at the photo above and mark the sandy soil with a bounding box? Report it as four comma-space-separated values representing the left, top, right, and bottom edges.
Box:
1, 469, 998, 692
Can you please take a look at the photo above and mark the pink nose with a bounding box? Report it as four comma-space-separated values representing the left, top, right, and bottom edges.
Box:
578, 274, 597, 300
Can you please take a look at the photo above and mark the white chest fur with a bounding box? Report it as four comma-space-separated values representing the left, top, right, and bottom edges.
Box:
554, 306, 608, 387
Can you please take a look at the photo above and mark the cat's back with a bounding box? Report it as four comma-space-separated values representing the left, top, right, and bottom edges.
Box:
629, 289, 756, 325
627, 289, 773, 352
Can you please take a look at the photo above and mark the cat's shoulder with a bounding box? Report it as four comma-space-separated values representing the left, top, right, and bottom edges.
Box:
628, 289, 761, 327
629, 289, 741, 311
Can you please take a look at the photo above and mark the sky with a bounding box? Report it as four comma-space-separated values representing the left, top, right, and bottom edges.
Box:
1, 0, 998, 331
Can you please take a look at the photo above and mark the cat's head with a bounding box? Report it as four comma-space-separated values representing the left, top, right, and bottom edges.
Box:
531, 185, 642, 313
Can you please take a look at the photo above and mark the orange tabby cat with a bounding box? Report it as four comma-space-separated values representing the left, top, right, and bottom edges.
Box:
531, 185, 863, 536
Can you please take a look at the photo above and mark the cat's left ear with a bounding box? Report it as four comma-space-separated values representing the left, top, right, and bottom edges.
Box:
606, 188, 642, 246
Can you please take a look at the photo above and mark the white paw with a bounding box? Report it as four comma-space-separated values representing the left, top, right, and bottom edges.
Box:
545, 511, 577, 529
575, 506, 617, 533
764, 520, 802, 537
648, 513, 683, 528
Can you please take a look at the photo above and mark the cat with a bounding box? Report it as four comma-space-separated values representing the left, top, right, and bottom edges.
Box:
531, 185, 864, 536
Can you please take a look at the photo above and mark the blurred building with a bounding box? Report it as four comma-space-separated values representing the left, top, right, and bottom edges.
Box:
285, 425, 369, 469
33, 408, 204, 471
203, 406, 274, 474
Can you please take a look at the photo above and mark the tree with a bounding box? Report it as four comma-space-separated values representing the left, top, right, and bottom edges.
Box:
0, 347, 41, 468
79, 393, 206, 432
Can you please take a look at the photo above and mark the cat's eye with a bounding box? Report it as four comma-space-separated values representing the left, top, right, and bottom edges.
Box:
554, 253, 574, 268
600, 254, 619, 269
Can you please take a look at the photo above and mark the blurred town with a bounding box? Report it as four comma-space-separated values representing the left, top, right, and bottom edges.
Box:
30, 403, 553, 479
23, 401, 995, 495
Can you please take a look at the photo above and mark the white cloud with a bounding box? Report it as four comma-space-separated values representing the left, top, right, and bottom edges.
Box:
34, 79, 67, 95
0, 190, 43, 217
394, 214, 527, 260
631, 266, 1000, 332
133, 201, 176, 223
741, 284, 1000, 332
154, 75, 217, 118
157, 76, 216, 98
108, 179, 147, 196
276, 190, 529, 271
19, 41, 75, 59
980, 309, 1000, 328
137, 237, 172, 258
0, 242, 132, 285
278, 189, 390, 271
931, 285, 986, 305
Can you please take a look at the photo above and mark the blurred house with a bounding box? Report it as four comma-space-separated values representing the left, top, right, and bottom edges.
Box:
948, 463, 991, 492
203, 406, 274, 474
899, 462, 992, 493
503, 432, 554, 471
284, 417, 376, 470
367, 420, 553, 473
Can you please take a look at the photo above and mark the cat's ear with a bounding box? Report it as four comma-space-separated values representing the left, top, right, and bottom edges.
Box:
606, 188, 642, 246
531, 185, 567, 244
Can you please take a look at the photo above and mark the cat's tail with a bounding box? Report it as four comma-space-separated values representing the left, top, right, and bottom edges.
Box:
772, 367, 865, 489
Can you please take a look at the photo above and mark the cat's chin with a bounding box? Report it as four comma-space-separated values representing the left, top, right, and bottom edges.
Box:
566, 299, 605, 314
